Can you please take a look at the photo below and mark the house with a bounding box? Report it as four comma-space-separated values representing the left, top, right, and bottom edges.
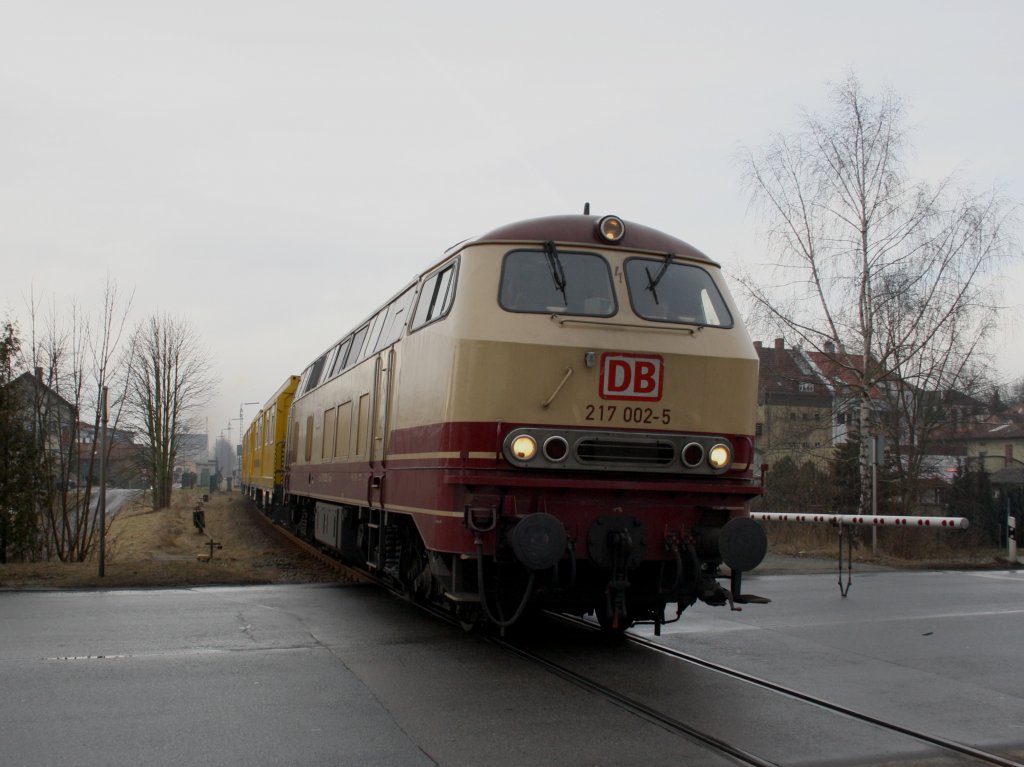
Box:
959, 419, 1024, 474
753, 339, 833, 466
5, 368, 77, 457
173, 432, 210, 484
75, 421, 147, 488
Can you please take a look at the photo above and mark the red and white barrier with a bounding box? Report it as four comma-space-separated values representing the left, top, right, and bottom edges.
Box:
750, 512, 969, 529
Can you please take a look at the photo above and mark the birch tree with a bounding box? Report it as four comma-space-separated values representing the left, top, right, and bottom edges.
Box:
739, 75, 1018, 515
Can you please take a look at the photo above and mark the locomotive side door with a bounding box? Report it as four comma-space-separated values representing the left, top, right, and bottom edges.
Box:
369, 348, 394, 508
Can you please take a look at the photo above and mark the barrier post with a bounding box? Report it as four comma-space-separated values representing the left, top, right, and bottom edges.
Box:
1009, 508, 1018, 564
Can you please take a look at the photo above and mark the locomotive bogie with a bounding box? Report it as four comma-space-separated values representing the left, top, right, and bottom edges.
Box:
256, 214, 766, 629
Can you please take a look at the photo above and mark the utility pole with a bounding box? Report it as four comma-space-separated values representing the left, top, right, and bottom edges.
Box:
98, 386, 108, 578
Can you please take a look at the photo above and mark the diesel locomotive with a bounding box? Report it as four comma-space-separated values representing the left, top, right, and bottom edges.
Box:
241, 212, 768, 631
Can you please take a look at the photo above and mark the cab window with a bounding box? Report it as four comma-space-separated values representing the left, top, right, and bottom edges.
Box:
498, 249, 616, 316
624, 258, 733, 327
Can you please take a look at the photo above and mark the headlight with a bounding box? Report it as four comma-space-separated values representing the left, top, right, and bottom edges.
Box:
681, 442, 705, 468
542, 435, 569, 462
708, 443, 732, 470
511, 435, 538, 461
597, 215, 625, 243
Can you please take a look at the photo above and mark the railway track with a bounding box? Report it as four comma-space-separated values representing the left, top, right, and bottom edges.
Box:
516, 614, 1024, 765
258, 506, 1023, 767
487, 626, 777, 767
622, 626, 1022, 767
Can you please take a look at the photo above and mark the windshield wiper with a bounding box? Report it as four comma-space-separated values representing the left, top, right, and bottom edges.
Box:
544, 240, 568, 305
645, 252, 674, 305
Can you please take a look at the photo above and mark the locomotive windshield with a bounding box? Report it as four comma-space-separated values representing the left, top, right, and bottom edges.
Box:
624, 258, 733, 328
499, 249, 616, 316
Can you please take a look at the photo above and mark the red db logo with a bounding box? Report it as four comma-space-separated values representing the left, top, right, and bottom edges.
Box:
599, 353, 664, 401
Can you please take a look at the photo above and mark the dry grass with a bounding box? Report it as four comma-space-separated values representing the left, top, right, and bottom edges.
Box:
0, 489, 349, 589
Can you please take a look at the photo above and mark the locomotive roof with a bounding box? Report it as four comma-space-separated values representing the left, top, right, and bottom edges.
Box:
459, 214, 717, 265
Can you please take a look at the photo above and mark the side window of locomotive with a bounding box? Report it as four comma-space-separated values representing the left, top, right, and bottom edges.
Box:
410, 261, 458, 331
297, 365, 314, 396
356, 311, 388, 364
346, 326, 368, 369
624, 258, 734, 328
373, 287, 416, 353
323, 343, 343, 381
327, 336, 354, 380
498, 250, 616, 316
302, 353, 329, 395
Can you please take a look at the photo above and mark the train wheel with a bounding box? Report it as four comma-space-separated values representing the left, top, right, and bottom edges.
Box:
595, 601, 631, 634
401, 529, 434, 603
454, 604, 482, 632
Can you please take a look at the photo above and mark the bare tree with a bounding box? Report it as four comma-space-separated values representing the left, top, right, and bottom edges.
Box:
126, 314, 217, 510
739, 74, 1018, 515
20, 280, 135, 561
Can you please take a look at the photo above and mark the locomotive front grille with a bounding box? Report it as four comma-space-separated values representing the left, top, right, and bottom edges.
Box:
575, 438, 676, 467
502, 427, 736, 476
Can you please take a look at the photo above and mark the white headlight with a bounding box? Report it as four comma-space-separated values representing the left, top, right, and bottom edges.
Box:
597, 215, 625, 243
708, 443, 732, 469
511, 435, 538, 461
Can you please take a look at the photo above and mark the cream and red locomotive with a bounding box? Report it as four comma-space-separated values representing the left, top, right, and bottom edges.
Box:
242, 213, 767, 631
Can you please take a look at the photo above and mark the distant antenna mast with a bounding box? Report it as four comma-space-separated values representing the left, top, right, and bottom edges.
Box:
583, 202, 590, 215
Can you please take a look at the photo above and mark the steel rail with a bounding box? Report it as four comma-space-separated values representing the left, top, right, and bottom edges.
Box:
552, 614, 1021, 767
485, 632, 779, 767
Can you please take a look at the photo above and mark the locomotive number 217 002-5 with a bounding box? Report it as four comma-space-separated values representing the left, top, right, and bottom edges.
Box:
584, 404, 672, 425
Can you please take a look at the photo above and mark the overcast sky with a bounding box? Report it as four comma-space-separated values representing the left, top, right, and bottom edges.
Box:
3, 1, 1022, 446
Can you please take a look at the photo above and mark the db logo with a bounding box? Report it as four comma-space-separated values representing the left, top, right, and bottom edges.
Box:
599, 353, 664, 401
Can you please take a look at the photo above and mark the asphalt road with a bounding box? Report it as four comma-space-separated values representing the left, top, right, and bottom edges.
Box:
638, 566, 1024, 762
97, 487, 144, 518
1, 568, 1021, 766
